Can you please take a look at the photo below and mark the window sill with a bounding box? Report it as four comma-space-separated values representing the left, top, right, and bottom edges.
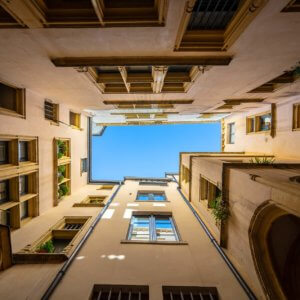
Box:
121, 240, 188, 245
0, 107, 25, 119
292, 128, 300, 131
246, 130, 270, 135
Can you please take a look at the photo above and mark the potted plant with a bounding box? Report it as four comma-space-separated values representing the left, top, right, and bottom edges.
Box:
58, 165, 66, 183
57, 140, 67, 159
59, 183, 69, 199
36, 240, 55, 253
211, 195, 230, 225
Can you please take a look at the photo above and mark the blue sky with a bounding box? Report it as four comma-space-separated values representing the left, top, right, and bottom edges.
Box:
91, 123, 221, 181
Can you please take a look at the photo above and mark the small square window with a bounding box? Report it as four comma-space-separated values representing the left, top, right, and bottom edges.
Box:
227, 122, 235, 144
81, 158, 88, 174
44, 100, 59, 123
18, 141, 28, 162
136, 191, 166, 202
70, 111, 81, 129
0, 141, 9, 165
293, 103, 300, 130
162, 286, 219, 300
127, 214, 179, 242
90, 285, 149, 300
0, 180, 9, 204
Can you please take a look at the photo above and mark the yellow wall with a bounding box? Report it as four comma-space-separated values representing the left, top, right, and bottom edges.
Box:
224, 99, 300, 159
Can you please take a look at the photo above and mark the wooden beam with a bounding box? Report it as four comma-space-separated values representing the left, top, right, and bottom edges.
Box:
91, 0, 105, 26
118, 66, 130, 92
103, 100, 194, 105
152, 66, 168, 93
52, 56, 232, 67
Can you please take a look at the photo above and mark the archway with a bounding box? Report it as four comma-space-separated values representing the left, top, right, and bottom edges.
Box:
249, 202, 300, 300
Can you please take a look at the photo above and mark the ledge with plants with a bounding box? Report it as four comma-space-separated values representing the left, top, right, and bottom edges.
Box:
53, 138, 71, 206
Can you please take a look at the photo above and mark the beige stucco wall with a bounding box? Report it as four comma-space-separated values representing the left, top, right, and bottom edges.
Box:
0, 184, 116, 300
48, 179, 247, 300
0, 88, 88, 213
224, 99, 300, 159
224, 166, 300, 299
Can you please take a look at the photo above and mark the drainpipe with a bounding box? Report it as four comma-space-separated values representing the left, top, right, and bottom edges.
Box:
41, 182, 123, 300
171, 175, 257, 300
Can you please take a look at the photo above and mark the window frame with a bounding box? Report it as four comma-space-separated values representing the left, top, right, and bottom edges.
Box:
0, 81, 26, 119
227, 122, 235, 144
69, 111, 81, 129
44, 100, 59, 125
135, 191, 168, 202
123, 212, 186, 245
293, 103, 300, 131
246, 111, 272, 134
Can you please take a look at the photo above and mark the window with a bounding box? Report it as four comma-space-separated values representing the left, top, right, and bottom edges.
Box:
162, 286, 219, 300
246, 112, 272, 133
81, 158, 88, 174
70, 111, 81, 129
18, 141, 28, 162
14, 216, 90, 263
0, 180, 8, 204
0, 82, 25, 118
200, 176, 221, 208
174, 0, 265, 51
19, 175, 28, 196
139, 181, 168, 186
90, 285, 149, 300
97, 185, 114, 190
127, 214, 179, 242
227, 123, 235, 144
0, 141, 9, 165
293, 103, 300, 130
259, 113, 272, 131
73, 195, 106, 207
136, 191, 166, 202
247, 117, 255, 133
44, 100, 59, 123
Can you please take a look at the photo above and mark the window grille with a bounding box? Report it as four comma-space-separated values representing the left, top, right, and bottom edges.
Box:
64, 223, 83, 230
44, 100, 58, 122
90, 284, 149, 300
162, 286, 219, 300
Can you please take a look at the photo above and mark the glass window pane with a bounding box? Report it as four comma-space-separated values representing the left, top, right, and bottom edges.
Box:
130, 217, 150, 241
137, 193, 149, 201
19, 175, 28, 195
155, 217, 177, 242
0, 141, 8, 164
153, 193, 166, 201
19, 141, 28, 162
260, 114, 271, 131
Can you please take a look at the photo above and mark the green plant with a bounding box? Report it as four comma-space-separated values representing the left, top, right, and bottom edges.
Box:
37, 240, 55, 253
59, 183, 69, 196
58, 174, 64, 183
211, 195, 230, 224
249, 156, 275, 164
58, 188, 64, 199
57, 140, 67, 158
58, 165, 66, 174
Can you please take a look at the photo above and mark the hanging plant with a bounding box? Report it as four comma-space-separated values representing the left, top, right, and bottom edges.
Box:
210, 195, 230, 224
58, 174, 64, 183
59, 183, 69, 196
57, 140, 67, 158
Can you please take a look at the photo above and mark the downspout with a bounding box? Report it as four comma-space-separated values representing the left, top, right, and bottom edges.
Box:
41, 182, 123, 300
171, 174, 257, 300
